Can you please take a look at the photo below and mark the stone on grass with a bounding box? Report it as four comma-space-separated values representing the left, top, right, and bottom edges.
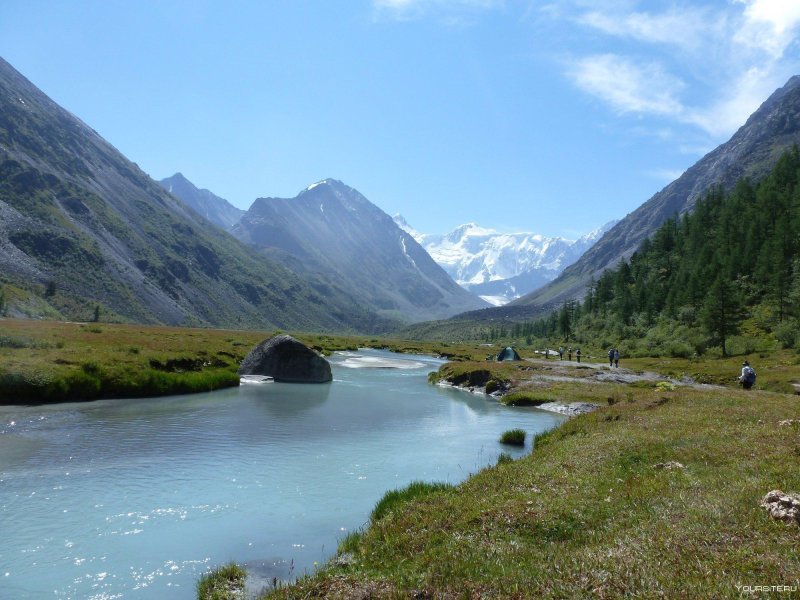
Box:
762, 490, 800, 526
238, 335, 332, 383
653, 461, 684, 470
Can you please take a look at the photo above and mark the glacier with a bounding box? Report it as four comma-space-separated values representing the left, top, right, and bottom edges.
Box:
394, 215, 616, 305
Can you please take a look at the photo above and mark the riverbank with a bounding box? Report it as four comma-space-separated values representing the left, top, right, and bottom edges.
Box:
0, 319, 482, 404
258, 360, 800, 598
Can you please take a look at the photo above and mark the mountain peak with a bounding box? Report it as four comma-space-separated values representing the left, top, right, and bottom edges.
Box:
301, 178, 350, 195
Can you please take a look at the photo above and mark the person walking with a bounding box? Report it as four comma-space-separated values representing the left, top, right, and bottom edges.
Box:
614, 348, 620, 368
559, 346, 564, 360
608, 348, 614, 367
568, 348, 572, 361
739, 360, 756, 389
576, 348, 581, 363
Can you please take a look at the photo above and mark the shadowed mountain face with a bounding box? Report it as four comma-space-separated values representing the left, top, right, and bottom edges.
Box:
231, 179, 488, 323
0, 57, 392, 332
159, 173, 244, 231
451, 74, 800, 323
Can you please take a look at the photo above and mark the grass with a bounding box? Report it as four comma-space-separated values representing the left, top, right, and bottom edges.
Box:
371, 481, 454, 522
0, 319, 498, 404
197, 563, 245, 600
260, 360, 800, 599
0, 320, 258, 403
499, 428, 526, 446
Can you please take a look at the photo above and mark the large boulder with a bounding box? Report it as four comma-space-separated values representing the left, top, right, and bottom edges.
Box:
238, 335, 332, 383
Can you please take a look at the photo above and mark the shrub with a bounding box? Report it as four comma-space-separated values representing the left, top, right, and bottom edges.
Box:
726, 335, 757, 356
500, 391, 551, 406
485, 379, 499, 394
500, 428, 526, 446
773, 319, 798, 349
371, 481, 453, 522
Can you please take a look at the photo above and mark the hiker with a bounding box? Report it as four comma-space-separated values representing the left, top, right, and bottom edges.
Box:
559, 346, 564, 360
576, 348, 581, 363
608, 348, 614, 367
614, 348, 620, 368
739, 360, 756, 390
568, 348, 572, 361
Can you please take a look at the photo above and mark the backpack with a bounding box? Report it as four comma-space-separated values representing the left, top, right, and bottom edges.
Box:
743, 366, 756, 384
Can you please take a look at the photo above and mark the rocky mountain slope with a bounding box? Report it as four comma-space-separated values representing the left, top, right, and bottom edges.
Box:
394, 216, 615, 305
451, 74, 800, 323
232, 180, 488, 322
159, 173, 244, 230
0, 57, 391, 332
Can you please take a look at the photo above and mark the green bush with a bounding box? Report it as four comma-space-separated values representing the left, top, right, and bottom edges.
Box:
500, 391, 551, 406
371, 481, 453, 522
500, 428, 526, 446
774, 319, 799, 348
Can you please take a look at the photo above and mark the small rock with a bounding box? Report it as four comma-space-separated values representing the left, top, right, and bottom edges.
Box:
761, 490, 800, 526
653, 461, 684, 470
779, 419, 799, 427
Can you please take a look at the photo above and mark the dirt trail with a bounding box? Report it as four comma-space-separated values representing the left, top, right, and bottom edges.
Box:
523, 359, 724, 390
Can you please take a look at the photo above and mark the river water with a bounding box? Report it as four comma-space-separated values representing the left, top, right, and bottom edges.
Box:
0, 349, 565, 599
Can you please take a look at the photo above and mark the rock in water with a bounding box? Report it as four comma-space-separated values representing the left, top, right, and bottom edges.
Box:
238, 335, 332, 383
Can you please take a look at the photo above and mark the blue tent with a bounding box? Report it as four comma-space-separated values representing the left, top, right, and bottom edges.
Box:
496, 347, 521, 361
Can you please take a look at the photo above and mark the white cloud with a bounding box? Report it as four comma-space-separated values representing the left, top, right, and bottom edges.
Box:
566, 1, 800, 142
735, 0, 800, 58
569, 54, 686, 117
578, 7, 718, 53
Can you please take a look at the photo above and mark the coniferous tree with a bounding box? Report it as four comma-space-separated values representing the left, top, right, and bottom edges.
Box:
701, 272, 743, 356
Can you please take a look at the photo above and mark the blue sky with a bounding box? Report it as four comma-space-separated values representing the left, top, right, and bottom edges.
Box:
2, 1, 799, 239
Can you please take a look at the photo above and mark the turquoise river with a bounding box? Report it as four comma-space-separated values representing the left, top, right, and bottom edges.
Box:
0, 349, 565, 599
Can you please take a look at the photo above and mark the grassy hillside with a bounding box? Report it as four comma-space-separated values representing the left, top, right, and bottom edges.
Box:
0, 58, 393, 333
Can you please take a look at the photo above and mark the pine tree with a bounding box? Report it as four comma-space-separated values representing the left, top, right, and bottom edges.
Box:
702, 273, 743, 356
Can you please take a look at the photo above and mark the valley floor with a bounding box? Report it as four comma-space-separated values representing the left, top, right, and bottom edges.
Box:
255, 358, 800, 599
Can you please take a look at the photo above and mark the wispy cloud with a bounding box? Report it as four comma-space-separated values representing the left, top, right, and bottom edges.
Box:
569, 54, 686, 117
567, 0, 800, 143
578, 6, 719, 53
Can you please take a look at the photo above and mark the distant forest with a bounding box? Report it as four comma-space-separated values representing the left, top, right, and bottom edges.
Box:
486, 147, 800, 357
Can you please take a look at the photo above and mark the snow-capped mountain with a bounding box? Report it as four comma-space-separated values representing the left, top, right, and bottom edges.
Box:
394, 216, 617, 306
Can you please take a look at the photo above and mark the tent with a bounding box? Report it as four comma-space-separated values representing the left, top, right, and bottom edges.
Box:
496, 346, 521, 361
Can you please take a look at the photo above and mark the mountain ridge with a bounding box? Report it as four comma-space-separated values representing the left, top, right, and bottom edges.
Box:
510, 74, 800, 312
159, 173, 244, 230
231, 179, 488, 323
0, 57, 392, 332
395, 216, 615, 305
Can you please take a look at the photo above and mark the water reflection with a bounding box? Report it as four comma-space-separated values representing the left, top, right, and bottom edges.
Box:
240, 382, 331, 418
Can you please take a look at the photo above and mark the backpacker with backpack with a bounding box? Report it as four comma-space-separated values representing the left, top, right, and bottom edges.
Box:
741, 363, 756, 389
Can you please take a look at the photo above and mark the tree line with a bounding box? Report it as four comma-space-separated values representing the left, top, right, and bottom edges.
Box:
509, 147, 800, 357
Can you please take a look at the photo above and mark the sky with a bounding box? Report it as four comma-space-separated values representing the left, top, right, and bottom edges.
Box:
1, 1, 800, 239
